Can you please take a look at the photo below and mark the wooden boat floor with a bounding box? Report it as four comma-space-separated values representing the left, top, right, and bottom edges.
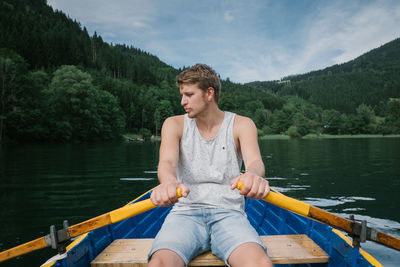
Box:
91, 234, 329, 266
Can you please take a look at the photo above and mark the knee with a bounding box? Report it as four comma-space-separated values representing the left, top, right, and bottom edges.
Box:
148, 257, 169, 267
147, 257, 161, 267
148, 250, 185, 267
254, 255, 273, 267
241, 255, 273, 267
241, 256, 273, 267
228, 243, 273, 267
148, 255, 168, 267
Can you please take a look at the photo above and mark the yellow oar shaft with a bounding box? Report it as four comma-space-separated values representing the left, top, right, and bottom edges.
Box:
0, 189, 182, 262
68, 198, 156, 238
263, 190, 310, 216
0, 199, 157, 262
236, 181, 400, 251
0, 237, 47, 262
262, 191, 354, 233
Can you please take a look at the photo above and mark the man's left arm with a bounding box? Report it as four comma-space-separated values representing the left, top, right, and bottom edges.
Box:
230, 116, 270, 199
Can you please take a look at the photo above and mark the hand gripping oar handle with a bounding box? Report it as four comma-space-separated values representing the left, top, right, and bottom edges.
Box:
236, 181, 400, 251
0, 188, 183, 263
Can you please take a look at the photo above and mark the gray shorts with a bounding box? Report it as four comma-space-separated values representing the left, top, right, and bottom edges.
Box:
148, 208, 266, 266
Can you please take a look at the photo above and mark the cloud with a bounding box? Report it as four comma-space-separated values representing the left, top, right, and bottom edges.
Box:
330, 2, 400, 64
46, 0, 400, 83
48, 0, 156, 44
289, 0, 400, 75
230, 0, 400, 82
224, 11, 234, 23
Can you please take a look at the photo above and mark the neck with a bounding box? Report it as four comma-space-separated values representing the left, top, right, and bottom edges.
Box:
195, 105, 224, 131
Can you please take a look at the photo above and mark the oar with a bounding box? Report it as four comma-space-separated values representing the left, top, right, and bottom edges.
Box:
237, 181, 400, 251
0, 189, 182, 263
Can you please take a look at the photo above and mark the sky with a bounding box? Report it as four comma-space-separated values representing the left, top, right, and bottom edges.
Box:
47, 0, 400, 83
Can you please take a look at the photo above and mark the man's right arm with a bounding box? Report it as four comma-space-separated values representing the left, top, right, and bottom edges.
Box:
151, 116, 189, 207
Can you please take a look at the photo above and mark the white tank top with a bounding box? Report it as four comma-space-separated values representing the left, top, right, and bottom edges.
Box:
173, 111, 245, 213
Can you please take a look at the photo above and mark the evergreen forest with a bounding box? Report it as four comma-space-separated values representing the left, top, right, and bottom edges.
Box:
1, 0, 399, 142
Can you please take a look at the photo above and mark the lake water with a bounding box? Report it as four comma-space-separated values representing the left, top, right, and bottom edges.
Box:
0, 137, 399, 266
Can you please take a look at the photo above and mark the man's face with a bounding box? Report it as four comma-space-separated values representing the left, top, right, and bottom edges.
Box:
180, 83, 208, 118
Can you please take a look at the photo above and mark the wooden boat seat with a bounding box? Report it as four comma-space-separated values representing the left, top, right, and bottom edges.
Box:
91, 234, 329, 266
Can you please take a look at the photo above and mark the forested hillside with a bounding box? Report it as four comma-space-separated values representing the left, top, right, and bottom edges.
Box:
249, 38, 400, 114
1, 0, 399, 143
0, 0, 182, 142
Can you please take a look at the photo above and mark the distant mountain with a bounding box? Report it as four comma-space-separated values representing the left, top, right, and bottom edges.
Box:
248, 38, 400, 113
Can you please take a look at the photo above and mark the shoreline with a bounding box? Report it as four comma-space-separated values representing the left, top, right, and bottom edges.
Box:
125, 133, 400, 142
260, 134, 400, 140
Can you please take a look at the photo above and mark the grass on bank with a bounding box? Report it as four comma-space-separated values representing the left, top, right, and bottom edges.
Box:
124, 132, 400, 142
260, 134, 400, 140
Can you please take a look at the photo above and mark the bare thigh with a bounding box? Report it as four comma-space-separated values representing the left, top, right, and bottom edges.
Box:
228, 242, 273, 267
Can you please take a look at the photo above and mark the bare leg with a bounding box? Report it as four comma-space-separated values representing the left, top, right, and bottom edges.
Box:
148, 249, 185, 267
228, 242, 273, 267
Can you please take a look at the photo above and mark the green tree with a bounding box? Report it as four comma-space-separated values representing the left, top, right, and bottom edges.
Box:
271, 110, 292, 134
254, 109, 269, 129
46, 65, 124, 141
6, 70, 49, 140
245, 100, 264, 116
219, 94, 236, 111
154, 108, 161, 136
154, 99, 174, 135
342, 114, 363, 135
287, 126, 301, 138
322, 109, 343, 134
0, 49, 28, 142
356, 104, 375, 133
96, 90, 125, 140
292, 112, 310, 137
380, 98, 400, 134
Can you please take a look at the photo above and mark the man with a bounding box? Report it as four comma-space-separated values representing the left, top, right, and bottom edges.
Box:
148, 64, 272, 267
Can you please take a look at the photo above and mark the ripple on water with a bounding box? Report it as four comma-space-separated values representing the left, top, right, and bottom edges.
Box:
303, 196, 376, 207
266, 177, 287, 180
272, 185, 310, 192
120, 178, 156, 181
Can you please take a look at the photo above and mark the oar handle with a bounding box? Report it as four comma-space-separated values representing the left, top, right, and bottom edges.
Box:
177, 188, 183, 198
237, 180, 311, 216
0, 188, 183, 263
109, 188, 183, 223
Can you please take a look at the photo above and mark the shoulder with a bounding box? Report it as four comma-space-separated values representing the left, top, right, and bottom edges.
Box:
233, 115, 257, 139
163, 115, 184, 126
232, 115, 259, 158
162, 115, 185, 139
234, 115, 257, 132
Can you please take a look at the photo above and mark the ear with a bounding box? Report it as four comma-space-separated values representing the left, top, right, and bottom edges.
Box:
206, 87, 215, 102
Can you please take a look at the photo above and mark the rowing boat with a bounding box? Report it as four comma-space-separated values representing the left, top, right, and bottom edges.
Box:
41, 189, 382, 267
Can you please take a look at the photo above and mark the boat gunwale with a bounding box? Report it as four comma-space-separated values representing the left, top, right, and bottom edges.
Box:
44, 188, 382, 267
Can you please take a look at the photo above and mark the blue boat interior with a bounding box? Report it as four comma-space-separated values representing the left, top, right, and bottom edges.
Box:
53, 192, 374, 267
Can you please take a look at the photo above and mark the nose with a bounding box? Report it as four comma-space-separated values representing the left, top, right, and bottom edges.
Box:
181, 95, 187, 106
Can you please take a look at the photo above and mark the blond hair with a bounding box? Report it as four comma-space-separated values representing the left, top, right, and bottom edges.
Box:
176, 64, 221, 103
